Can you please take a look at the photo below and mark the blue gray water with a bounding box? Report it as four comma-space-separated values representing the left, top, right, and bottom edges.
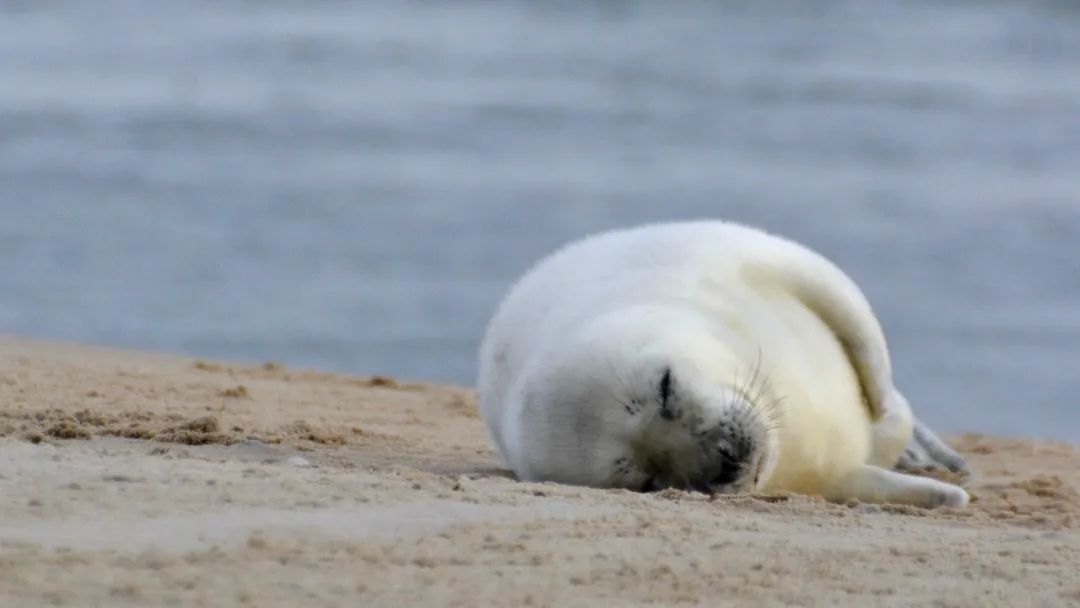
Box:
2, 2, 1078, 440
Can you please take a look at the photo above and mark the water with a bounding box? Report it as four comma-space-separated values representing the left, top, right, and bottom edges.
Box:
2, 2, 1078, 440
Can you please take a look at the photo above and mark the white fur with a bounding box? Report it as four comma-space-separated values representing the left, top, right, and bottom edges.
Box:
478, 221, 968, 508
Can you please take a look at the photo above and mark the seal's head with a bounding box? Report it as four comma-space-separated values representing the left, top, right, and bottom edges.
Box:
515, 305, 781, 495
596, 353, 781, 495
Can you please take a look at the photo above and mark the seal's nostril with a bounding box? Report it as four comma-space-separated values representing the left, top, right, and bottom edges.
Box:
710, 467, 739, 486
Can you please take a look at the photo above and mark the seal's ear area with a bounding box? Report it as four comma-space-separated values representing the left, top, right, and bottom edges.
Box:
740, 254, 894, 423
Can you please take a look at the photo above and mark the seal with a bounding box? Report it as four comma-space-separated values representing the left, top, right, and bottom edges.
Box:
478, 221, 969, 508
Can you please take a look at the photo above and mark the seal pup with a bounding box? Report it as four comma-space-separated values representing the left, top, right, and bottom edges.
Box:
478, 221, 969, 508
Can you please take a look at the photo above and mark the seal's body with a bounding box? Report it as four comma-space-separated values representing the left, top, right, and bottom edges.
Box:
479, 222, 968, 508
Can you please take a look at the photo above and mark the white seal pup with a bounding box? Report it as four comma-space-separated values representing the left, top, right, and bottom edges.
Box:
478, 221, 969, 508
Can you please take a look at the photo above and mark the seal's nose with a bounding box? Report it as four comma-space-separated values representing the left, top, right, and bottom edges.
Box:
692, 455, 741, 494
661, 435, 745, 495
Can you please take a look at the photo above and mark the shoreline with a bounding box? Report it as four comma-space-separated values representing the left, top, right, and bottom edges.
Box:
1, 337, 1078, 606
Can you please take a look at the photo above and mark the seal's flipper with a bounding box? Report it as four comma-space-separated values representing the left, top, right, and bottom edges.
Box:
897, 417, 970, 477
828, 463, 969, 508
748, 243, 968, 478
744, 239, 895, 423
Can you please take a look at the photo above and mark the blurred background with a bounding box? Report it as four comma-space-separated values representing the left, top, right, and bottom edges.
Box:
1, 1, 1077, 440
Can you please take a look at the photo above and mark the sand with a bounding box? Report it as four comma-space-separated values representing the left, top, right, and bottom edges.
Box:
0, 337, 1077, 607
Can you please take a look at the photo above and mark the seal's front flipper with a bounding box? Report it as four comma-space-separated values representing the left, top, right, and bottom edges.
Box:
896, 417, 970, 478
747, 243, 895, 424
829, 464, 969, 509
751, 242, 967, 479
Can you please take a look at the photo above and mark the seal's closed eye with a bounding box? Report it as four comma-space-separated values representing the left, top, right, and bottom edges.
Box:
658, 368, 674, 419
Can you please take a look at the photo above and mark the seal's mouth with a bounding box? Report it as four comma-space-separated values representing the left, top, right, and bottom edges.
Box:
636, 454, 749, 495
631, 426, 752, 495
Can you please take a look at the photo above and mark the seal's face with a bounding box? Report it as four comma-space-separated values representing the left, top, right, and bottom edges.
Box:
512, 308, 779, 493
607, 364, 777, 495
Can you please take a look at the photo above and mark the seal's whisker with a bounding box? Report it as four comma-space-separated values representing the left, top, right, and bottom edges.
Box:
605, 359, 633, 400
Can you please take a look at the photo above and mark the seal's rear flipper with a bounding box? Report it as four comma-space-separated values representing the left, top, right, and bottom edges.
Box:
896, 417, 970, 478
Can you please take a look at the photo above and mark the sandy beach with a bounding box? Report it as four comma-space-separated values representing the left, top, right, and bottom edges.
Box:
0, 337, 1077, 607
